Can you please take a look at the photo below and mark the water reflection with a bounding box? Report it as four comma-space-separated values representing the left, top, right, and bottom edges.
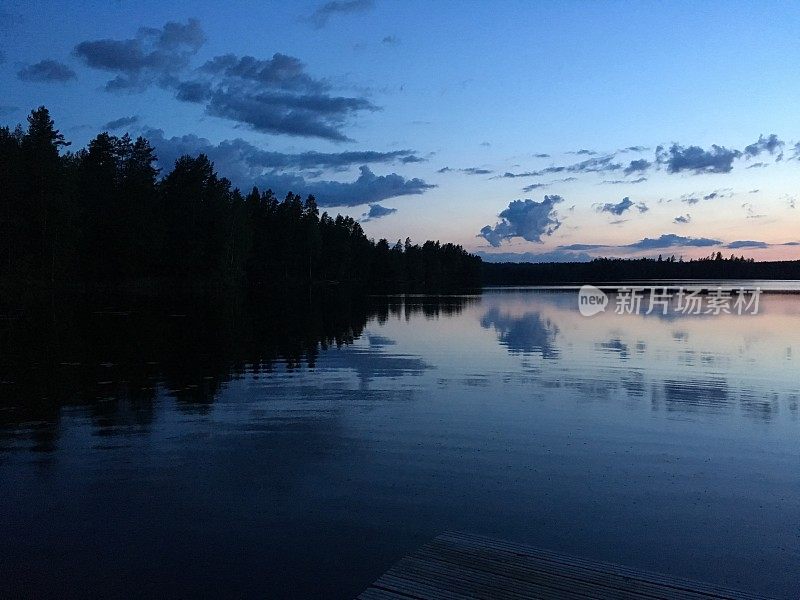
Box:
1, 288, 799, 598
0, 291, 475, 452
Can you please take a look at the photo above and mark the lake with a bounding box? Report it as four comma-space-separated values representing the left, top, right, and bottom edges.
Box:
1, 286, 798, 598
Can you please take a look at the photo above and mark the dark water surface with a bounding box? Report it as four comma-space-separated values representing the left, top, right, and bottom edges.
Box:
1, 288, 798, 598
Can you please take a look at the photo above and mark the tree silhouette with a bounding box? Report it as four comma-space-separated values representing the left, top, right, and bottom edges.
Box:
0, 107, 482, 291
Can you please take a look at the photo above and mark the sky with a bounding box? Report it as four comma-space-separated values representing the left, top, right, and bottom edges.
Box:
2, 0, 800, 262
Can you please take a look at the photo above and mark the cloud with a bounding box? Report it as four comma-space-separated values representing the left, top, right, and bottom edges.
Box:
498, 155, 622, 179
362, 203, 397, 220
559, 243, 606, 251
143, 127, 422, 174
477, 250, 592, 263
438, 166, 492, 175
726, 240, 769, 249
746, 162, 767, 169
261, 165, 433, 207
618, 145, 649, 153
596, 197, 648, 216
625, 234, 721, 250
479, 196, 564, 247
597, 197, 634, 216
461, 167, 492, 175
624, 158, 650, 175
743, 134, 783, 159
381, 35, 400, 45
305, 0, 373, 28
103, 115, 139, 130
17, 59, 77, 82
568, 149, 597, 155
76, 20, 375, 141
480, 141, 491, 147
657, 143, 741, 174
602, 177, 647, 184
703, 188, 733, 201
74, 19, 205, 91
532, 153, 550, 158
673, 214, 691, 224
522, 183, 548, 192
141, 128, 432, 206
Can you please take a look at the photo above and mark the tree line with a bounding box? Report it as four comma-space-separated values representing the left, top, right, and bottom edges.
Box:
483, 254, 800, 285
0, 107, 482, 290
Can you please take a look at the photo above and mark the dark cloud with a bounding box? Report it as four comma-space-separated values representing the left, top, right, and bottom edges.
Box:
143, 128, 421, 174
568, 149, 597, 155
596, 197, 648, 216
597, 197, 634, 216
400, 155, 426, 163
305, 0, 374, 28
746, 162, 767, 169
625, 234, 721, 250
439, 166, 492, 175
498, 155, 622, 180
103, 115, 139, 130
522, 183, 548, 192
74, 19, 205, 91
618, 145, 649, 153
381, 35, 400, 45
743, 134, 783, 159
602, 177, 647, 184
17, 59, 77, 82
657, 143, 741, 174
624, 158, 651, 175
703, 188, 733, 201
532, 153, 550, 158
199, 85, 377, 141
479, 196, 564, 247
726, 240, 769, 249
362, 203, 397, 220
76, 21, 375, 140
141, 128, 432, 206
260, 165, 433, 207
480, 141, 491, 147
673, 214, 691, 224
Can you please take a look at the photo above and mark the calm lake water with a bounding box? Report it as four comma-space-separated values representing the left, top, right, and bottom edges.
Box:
1, 287, 799, 598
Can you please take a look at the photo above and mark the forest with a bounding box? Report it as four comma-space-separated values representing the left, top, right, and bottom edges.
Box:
483, 254, 800, 285
0, 107, 482, 291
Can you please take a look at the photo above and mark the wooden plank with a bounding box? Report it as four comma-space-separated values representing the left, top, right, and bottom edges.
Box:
420, 538, 733, 600
439, 532, 766, 600
358, 532, 774, 600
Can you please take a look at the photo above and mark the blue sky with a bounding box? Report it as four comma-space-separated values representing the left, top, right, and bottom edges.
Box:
2, 0, 800, 261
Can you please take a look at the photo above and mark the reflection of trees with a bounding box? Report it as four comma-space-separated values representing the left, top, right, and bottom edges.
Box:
480, 307, 560, 359
0, 290, 472, 451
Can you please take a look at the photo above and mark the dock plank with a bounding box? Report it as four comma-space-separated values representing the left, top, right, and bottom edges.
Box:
358, 532, 773, 600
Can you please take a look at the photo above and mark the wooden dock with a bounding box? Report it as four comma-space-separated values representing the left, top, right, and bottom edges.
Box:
358, 531, 771, 599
